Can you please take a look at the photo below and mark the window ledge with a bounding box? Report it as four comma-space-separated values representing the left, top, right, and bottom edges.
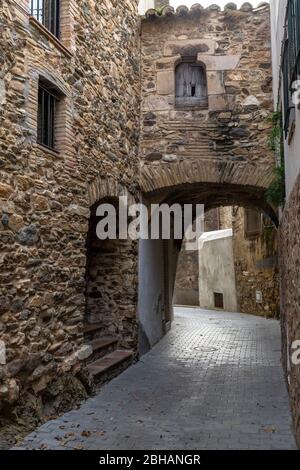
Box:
29, 17, 73, 59
36, 143, 61, 158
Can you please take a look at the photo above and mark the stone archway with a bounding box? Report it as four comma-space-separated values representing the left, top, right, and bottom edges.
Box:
138, 176, 279, 355
141, 162, 275, 214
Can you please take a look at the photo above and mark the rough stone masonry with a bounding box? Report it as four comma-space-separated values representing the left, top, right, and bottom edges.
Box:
0, 0, 140, 423
0, 0, 286, 444
140, 2, 275, 196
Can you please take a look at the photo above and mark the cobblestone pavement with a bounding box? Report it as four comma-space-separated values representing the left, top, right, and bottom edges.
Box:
16, 308, 296, 450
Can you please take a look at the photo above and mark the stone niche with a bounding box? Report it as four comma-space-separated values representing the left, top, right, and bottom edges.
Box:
156, 37, 240, 112
279, 172, 300, 447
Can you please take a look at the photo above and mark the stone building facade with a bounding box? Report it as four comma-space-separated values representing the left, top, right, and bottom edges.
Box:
270, 0, 300, 446
233, 206, 279, 317
139, 2, 275, 200
0, 0, 284, 443
174, 206, 279, 317
174, 207, 229, 307
138, 2, 277, 354
0, 0, 140, 422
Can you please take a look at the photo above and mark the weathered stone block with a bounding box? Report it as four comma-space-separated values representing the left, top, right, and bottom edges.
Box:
157, 70, 174, 95
197, 54, 240, 71
207, 71, 225, 95
16, 225, 39, 246
164, 39, 216, 57
75, 345, 93, 361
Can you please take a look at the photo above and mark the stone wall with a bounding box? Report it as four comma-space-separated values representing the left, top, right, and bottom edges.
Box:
279, 173, 300, 447
198, 229, 238, 312
174, 207, 230, 307
174, 206, 279, 316
0, 0, 140, 417
232, 207, 279, 317
173, 249, 199, 307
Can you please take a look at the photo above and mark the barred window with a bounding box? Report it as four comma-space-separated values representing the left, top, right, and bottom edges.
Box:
37, 79, 62, 150
30, 0, 60, 38
282, 0, 300, 136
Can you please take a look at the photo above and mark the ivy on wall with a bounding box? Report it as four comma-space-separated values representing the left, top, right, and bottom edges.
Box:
266, 112, 286, 208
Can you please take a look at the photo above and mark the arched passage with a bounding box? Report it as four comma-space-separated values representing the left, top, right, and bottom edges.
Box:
138, 180, 278, 355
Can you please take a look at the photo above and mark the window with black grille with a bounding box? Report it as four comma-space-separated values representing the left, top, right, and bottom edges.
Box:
30, 0, 60, 38
175, 59, 208, 108
37, 79, 61, 150
245, 209, 262, 238
282, 0, 300, 136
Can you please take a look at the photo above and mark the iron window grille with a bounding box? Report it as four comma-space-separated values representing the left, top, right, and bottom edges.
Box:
30, 0, 60, 38
37, 80, 61, 150
282, 0, 300, 136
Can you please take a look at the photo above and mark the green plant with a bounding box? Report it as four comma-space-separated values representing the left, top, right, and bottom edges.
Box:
266, 165, 286, 207
265, 111, 286, 207
267, 111, 282, 152
155, 6, 165, 16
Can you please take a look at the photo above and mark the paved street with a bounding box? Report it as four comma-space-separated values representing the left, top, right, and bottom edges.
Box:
16, 308, 296, 450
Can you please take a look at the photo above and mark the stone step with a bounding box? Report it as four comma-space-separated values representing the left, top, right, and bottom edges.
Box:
86, 336, 119, 363
86, 350, 133, 379
168, 122, 217, 127
168, 126, 217, 131
90, 336, 118, 353
182, 145, 212, 149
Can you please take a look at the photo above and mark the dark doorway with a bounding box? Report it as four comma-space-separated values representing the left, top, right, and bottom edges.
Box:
214, 292, 224, 310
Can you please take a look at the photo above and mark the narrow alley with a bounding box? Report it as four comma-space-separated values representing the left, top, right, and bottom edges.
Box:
16, 308, 296, 450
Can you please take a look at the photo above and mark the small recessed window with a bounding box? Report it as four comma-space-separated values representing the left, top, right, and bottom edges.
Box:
214, 292, 224, 310
175, 58, 208, 108
37, 79, 61, 150
30, 0, 60, 38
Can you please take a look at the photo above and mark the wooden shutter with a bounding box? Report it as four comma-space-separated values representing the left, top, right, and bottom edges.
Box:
175, 62, 207, 107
